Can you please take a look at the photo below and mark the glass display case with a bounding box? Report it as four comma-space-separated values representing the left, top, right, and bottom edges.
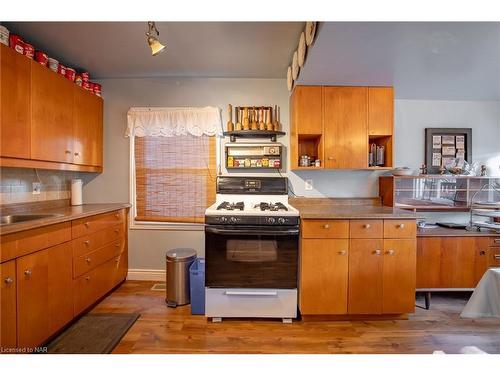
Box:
379, 175, 500, 211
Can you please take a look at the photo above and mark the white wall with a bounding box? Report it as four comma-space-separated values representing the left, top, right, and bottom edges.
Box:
83, 77, 500, 271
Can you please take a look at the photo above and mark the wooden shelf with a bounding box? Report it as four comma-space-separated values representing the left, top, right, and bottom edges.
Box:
223, 130, 285, 142
292, 166, 324, 170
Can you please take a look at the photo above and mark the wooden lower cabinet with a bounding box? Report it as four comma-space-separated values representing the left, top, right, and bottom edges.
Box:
382, 239, 416, 314
348, 239, 383, 314
300, 239, 349, 314
1, 260, 17, 349
16, 242, 73, 348
417, 237, 490, 289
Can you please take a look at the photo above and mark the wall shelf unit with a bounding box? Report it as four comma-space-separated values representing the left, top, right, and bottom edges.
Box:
223, 130, 285, 142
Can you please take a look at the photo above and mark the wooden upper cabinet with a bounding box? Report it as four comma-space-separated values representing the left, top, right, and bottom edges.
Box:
31, 62, 74, 163
382, 239, 416, 314
300, 239, 349, 314
0, 44, 31, 159
73, 87, 103, 166
1, 260, 17, 349
368, 87, 394, 136
323, 87, 368, 169
291, 86, 323, 134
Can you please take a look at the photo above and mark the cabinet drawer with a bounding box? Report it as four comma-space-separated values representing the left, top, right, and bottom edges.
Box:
1, 222, 71, 262
350, 220, 383, 239
301, 220, 349, 239
72, 210, 125, 238
72, 224, 125, 258
73, 239, 124, 278
383, 220, 416, 239
490, 237, 500, 247
490, 247, 500, 267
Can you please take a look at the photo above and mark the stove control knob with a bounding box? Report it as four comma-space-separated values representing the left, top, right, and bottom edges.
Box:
219, 217, 228, 224
267, 217, 276, 224
230, 217, 238, 224
278, 217, 286, 225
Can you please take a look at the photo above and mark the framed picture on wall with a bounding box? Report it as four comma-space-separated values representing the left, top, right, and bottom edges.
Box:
425, 128, 472, 174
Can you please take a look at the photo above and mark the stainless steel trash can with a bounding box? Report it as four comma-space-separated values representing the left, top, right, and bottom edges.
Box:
166, 248, 197, 307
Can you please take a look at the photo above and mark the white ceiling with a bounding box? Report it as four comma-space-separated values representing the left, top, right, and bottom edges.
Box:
4, 22, 304, 79
298, 22, 500, 100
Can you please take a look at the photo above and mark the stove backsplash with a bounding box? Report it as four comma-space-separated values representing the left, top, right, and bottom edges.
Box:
0, 167, 81, 205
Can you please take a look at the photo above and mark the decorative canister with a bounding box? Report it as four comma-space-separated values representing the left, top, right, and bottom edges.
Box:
82, 81, 90, 90
23, 43, 34, 59
74, 75, 83, 86
89, 82, 95, 93
58, 64, 66, 76
48, 57, 59, 72
93, 83, 102, 96
65, 67, 76, 81
35, 51, 48, 66
9, 34, 24, 54
0, 25, 9, 46
80, 71, 90, 82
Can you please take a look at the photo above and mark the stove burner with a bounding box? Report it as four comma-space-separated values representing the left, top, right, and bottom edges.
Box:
216, 201, 244, 211
256, 202, 288, 212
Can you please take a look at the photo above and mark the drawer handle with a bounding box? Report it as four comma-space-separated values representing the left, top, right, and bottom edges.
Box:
85, 258, 91, 264
338, 250, 347, 256
74, 152, 80, 157
115, 257, 120, 263
4, 277, 13, 285
115, 213, 120, 219
24, 269, 32, 277
479, 250, 486, 256
115, 243, 120, 248
374, 250, 381, 255
363, 224, 371, 229
386, 249, 395, 256
84, 240, 90, 246
114, 229, 120, 233
65, 150, 72, 154
397, 224, 405, 229
84, 222, 90, 228
495, 239, 500, 244
85, 276, 91, 281
327, 156, 334, 160
323, 224, 330, 229
495, 255, 500, 260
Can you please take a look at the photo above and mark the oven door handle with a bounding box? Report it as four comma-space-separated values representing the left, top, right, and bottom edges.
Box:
205, 227, 299, 236
225, 290, 278, 297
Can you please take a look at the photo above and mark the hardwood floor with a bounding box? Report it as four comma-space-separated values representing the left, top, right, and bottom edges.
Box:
90, 281, 500, 354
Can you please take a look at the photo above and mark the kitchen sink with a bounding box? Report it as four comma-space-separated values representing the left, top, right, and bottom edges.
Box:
0, 213, 64, 226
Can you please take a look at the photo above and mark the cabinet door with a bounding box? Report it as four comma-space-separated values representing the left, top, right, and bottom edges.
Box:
300, 239, 349, 314
323, 87, 368, 169
474, 238, 490, 285
382, 239, 416, 314
1, 260, 17, 349
17, 249, 50, 348
112, 250, 128, 287
0, 44, 31, 158
48, 243, 74, 334
348, 239, 383, 314
31, 62, 74, 163
368, 87, 393, 136
73, 87, 103, 166
291, 86, 323, 134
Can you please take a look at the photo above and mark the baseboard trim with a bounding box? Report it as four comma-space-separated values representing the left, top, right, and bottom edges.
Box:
127, 268, 166, 281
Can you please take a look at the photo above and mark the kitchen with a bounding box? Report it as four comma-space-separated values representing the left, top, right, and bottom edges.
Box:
1, 2, 500, 371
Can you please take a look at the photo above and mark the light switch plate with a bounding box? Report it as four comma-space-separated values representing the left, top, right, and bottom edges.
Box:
32, 182, 41, 195
305, 179, 313, 191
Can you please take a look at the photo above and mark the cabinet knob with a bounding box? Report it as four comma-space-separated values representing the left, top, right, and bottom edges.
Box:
363, 224, 371, 229
479, 250, 486, 256
4, 277, 13, 285
494, 254, 500, 260
323, 224, 330, 229
114, 229, 120, 233
397, 224, 405, 229
386, 249, 395, 256
115, 243, 120, 248
74, 152, 80, 157
84, 222, 90, 227
24, 269, 32, 277
374, 250, 381, 255
338, 250, 347, 256
327, 156, 334, 160
494, 239, 500, 244
85, 258, 91, 263
84, 240, 90, 246
115, 213, 120, 219
85, 276, 91, 281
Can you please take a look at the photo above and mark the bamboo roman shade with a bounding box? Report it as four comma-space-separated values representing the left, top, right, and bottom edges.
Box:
127, 106, 221, 224
134, 135, 216, 223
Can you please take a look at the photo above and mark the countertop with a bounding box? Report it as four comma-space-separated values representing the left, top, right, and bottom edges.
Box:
290, 198, 418, 220
0, 202, 131, 236
417, 226, 500, 237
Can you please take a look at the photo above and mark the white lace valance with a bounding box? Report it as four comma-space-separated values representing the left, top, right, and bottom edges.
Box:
126, 106, 222, 137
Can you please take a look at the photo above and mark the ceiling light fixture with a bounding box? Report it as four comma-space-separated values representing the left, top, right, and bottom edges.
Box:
146, 21, 166, 56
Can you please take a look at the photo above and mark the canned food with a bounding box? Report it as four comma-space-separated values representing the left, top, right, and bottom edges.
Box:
273, 160, 281, 168
48, 57, 59, 72
9, 34, 24, 54
81, 71, 90, 82
58, 64, 66, 76
65, 67, 76, 81
93, 83, 102, 96
82, 81, 91, 90
227, 156, 234, 168
74, 75, 83, 86
89, 82, 95, 93
262, 158, 269, 168
23, 43, 34, 59
35, 51, 48, 66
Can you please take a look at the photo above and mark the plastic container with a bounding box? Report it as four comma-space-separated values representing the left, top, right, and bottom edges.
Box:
189, 258, 205, 315
166, 248, 197, 307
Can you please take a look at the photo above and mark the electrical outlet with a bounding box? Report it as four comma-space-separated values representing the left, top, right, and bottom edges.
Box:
32, 182, 41, 195
305, 179, 313, 191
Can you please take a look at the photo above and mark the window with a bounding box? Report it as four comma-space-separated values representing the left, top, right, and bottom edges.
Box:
132, 134, 217, 226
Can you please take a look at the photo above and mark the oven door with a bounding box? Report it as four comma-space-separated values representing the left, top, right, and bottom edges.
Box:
205, 225, 299, 289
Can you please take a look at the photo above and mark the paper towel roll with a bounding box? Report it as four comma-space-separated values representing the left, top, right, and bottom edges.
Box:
71, 179, 83, 206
